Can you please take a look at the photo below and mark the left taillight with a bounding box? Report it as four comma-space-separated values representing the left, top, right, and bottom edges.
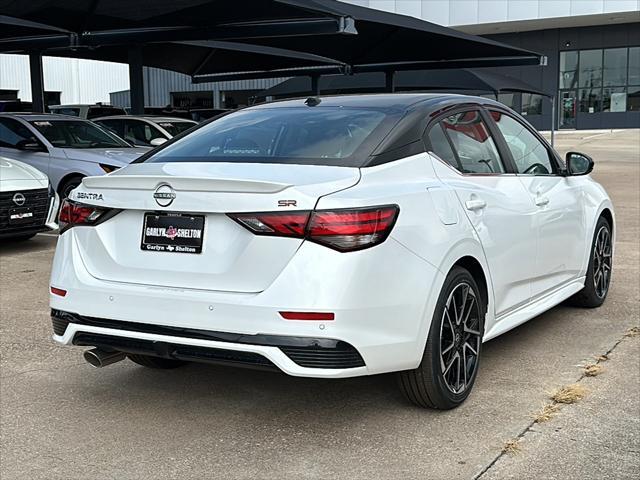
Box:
58, 199, 110, 232
228, 205, 399, 252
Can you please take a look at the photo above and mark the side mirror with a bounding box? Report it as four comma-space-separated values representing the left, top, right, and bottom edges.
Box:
150, 137, 167, 147
16, 139, 44, 152
566, 151, 594, 176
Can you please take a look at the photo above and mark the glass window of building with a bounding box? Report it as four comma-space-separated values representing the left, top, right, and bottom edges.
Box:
559, 51, 579, 89
603, 48, 628, 86
497, 93, 517, 110
521, 94, 542, 116
579, 88, 602, 113
579, 50, 603, 88
628, 86, 640, 112
603, 87, 627, 112
629, 47, 640, 85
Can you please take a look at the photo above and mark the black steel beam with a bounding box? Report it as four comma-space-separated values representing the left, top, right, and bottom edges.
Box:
0, 16, 355, 54
192, 55, 543, 83
385, 71, 395, 93
28, 52, 45, 113
128, 46, 145, 115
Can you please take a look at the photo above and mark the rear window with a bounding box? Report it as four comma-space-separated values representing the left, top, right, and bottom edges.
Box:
50, 107, 80, 117
87, 107, 127, 119
156, 121, 197, 136
142, 107, 401, 167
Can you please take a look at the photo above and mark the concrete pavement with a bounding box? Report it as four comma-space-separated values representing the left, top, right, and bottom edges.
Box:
1, 130, 638, 479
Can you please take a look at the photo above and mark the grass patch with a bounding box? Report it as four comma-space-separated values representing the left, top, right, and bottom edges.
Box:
550, 383, 588, 404
624, 326, 640, 337
583, 364, 605, 377
533, 403, 561, 423
502, 439, 521, 455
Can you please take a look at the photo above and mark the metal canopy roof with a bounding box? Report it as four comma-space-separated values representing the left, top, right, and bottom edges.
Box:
257, 69, 549, 99
26, 40, 343, 77
0, 0, 543, 77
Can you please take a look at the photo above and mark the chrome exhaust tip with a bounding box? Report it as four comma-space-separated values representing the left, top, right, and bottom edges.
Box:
83, 348, 126, 368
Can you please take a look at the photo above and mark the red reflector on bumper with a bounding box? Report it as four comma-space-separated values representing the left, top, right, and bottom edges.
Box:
279, 311, 335, 321
50, 287, 67, 297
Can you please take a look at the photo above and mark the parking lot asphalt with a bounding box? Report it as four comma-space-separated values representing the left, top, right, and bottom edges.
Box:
1, 130, 639, 480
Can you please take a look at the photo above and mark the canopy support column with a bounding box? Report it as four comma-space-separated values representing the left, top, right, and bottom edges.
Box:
128, 46, 145, 115
385, 71, 396, 93
29, 52, 45, 113
310, 74, 321, 96
550, 95, 556, 147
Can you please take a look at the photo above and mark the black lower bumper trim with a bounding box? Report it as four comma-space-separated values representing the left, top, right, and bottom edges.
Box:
52, 309, 365, 369
73, 333, 278, 371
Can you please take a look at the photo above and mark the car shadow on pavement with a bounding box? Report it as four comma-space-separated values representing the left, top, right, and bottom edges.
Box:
0, 235, 57, 255
69, 303, 586, 423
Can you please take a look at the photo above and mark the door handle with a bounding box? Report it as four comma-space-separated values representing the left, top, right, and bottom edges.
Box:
535, 196, 550, 206
465, 199, 487, 211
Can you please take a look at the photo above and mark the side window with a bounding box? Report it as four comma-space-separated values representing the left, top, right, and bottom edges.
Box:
97, 120, 125, 139
0, 118, 38, 149
426, 123, 458, 169
124, 120, 149, 146
490, 111, 554, 175
441, 111, 505, 174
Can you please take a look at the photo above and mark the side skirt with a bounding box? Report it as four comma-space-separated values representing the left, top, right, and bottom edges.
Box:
483, 277, 586, 342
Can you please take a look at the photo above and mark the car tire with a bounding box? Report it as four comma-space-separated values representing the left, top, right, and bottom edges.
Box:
59, 176, 83, 199
127, 354, 188, 369
397, 266, 485, 409
568, 216, 613, 308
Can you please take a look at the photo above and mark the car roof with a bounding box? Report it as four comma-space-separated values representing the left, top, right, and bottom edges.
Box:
247, 93, 505, 114
0, 113, 90, 121
93, 115, 195, 123
49, 104, 124, 108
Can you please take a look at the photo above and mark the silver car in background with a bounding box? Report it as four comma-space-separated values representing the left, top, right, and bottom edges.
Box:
94, 116, 198, 147
0, 114, 148, 198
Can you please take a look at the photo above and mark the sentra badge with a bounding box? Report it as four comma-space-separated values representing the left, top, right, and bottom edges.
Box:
76, 192, 104, 201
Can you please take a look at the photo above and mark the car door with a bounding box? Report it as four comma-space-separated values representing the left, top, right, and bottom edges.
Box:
0, 118, 50, 177
487, 109, 587, 298
426, 109, 538, 318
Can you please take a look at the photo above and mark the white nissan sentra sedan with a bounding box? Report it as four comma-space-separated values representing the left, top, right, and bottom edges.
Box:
49, 94, 614, 409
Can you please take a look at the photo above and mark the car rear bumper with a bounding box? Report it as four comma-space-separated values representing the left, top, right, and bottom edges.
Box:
53, 309, 366, 374
50, 230, 444, 377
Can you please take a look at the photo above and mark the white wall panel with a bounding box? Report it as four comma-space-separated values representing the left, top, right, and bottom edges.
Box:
396, 0, 423, 17
478, 0, 508, 23
341, 0, 638, 24
450, 0, 479, 25
421, 0, 451, 24
603, 0, 640, 13
368, 0, 397, 12
570, 0, 605, 16
539, 0, 572, 18
507, 0, 539, 21
0, 54, 128, 104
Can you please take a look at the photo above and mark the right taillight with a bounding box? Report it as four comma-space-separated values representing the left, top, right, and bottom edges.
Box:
58, 199, 111, 232
228, 205, 399, 252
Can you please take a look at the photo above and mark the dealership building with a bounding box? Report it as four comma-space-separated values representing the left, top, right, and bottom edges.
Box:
1, 0, 638, 130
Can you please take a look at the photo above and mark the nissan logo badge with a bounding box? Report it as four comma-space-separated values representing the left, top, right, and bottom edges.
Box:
12, 192, 26, 207
153, 184, 176, 207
